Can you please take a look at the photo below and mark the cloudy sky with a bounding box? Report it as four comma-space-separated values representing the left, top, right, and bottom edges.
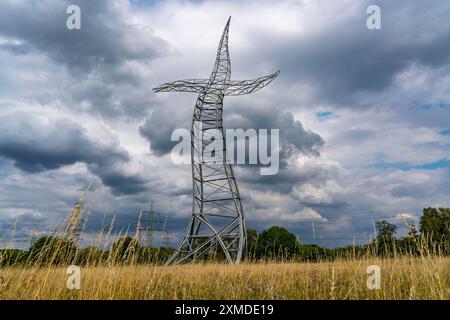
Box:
0, 0, 449, 248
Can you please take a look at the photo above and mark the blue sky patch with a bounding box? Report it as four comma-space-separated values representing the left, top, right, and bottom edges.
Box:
413, 101, 450, 110
316, 111, 333, 120
373, 159, 450, 171
440, 128, 450, 136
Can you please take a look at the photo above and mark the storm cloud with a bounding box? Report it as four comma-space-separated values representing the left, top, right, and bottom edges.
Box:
0, 0, 449, 247
0, 112, 146, 195
0, 0, 168, 73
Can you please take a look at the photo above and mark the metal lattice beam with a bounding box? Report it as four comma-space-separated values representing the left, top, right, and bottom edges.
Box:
153, 17, 279, 265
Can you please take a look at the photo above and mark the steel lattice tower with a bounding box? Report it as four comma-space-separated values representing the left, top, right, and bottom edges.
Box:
153, 17, 279, 265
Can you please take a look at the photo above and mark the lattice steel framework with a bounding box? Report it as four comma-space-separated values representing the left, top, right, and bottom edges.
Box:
135, 201, 165, 247
153, 17, 279, 265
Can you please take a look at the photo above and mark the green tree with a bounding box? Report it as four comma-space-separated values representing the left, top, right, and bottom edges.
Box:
76, 246, 105, 266
110, 236, 141, 264
0, 249, 28, 266
420, 208, 450, 240
256, 226, 298, 260
29, 236, 77, 265
375, 220, 397, 239
405, 219, 418, 238
375, 220, 397, 256
246, 229, 259, 260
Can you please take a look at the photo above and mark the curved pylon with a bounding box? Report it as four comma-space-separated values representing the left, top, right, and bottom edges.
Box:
153, 17, 279, 265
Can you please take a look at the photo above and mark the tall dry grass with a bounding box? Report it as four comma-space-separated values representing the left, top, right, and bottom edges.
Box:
1, 189, 449, 300
0, 256, 449, 300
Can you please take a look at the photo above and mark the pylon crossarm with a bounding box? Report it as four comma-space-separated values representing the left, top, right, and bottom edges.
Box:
152, 79, 210, 93
225, 71, 280, 96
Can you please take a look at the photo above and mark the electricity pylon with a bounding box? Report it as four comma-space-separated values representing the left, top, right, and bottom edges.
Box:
153, 17, 279, 265
136, 201, 164, 247
160, 215, 172, 248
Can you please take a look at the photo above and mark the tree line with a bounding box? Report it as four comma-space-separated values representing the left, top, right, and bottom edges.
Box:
1, 207, 449, 266
246, 207, 450, 260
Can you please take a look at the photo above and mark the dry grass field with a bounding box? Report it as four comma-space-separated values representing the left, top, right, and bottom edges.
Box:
1, 198, 448, 300
0, 256, 449, 300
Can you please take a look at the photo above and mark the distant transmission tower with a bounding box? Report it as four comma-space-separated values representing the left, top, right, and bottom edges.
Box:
153, 17, 279, 265
160, 215, 172, 248
136, 201, 165, 247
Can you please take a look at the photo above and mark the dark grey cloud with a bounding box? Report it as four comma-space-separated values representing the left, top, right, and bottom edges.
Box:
88, 164, 147, 196
139, 99, 326, 204
226, 104, 324, 158
140, 103, 324, 159
0, 0, 169, 119
0, 0, 167, 74
0, 113, 127, 172
0, 112, 146, 195
239, 158, 338, 196
252, 0, 450, 105
0, 212, 46, 243
139, 104, 191, 156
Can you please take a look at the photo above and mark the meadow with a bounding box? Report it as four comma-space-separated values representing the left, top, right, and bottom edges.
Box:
1, 194, 448, 300
0, 256, 449, 300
